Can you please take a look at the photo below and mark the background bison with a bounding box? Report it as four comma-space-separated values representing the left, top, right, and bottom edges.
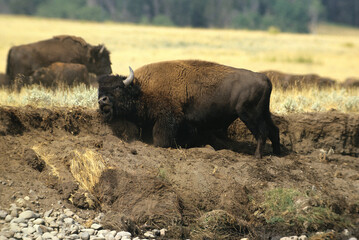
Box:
0, 73, 10, 88
262, 70, 336, 90
98, 60, 280, 158
30, 62, 90, 88
6, 35, 112, 81
342, 77, 359, 88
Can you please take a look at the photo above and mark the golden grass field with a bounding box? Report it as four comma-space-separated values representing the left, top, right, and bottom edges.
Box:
1, 15, 359, 113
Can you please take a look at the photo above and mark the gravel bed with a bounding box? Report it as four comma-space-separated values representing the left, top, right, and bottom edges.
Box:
0, 201, 167, 240
0, 199, 357, 240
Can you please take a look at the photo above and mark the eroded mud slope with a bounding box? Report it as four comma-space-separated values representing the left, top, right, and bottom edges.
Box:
0, 106, 358, 239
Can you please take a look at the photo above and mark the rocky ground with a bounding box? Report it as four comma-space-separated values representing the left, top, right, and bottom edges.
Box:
0, 106, 358, 239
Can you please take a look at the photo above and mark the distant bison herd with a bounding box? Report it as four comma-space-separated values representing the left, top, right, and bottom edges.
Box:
3, 35, 111, 90
1, 35, 359, 158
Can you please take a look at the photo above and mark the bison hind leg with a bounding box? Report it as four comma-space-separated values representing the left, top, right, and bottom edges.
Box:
152, 116, 180, 148
266, 117, 281, 155
237, 112, 268, 159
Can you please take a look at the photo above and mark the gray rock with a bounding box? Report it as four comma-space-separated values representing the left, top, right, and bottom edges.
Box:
14, 232, 23, 239
106, 231, 116, 239
79, 231, 90, 240
115, 231, 132, 240
82, 228, 95, 235
33, 218, 45, 225
5, 214, 13, 222
49, 221, 59, 228
19, 210, 36, 219
70, 225, 80, 234
64, 209, 75, 217
152, 229, 160, 236
23, 237, 33, 240
57, 232, 65, 239
105, 234, 115, 240
22, 226, 36, 235
144, 231, 155, 238
16, 198, 26, 207
45, 217, 56, 223
35, 224, 51, 234
0, 210, 8, 219
160, 228, 167, 236
298, 235, 307, 240
34, 224, 44, 235
19, 222, 28, 227
90, 223, 102, 230
0, 235, 8, 240
348, 238, 358, 240
67, 234, 79, 240
44, 209, 53, 218
0, 229, 15, 238
9, 223, 21, 233
10, 209, 18, 218
11, 217, 27, 223
42, 232, 55, 239
64, 217, 74, 225
98, 229, 110, 237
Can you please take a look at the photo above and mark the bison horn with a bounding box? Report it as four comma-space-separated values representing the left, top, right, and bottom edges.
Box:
123, 66, 134, 86
99, 45, 105, 54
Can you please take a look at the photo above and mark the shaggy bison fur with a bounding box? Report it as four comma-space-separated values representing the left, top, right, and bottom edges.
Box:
98, 60, 280, 158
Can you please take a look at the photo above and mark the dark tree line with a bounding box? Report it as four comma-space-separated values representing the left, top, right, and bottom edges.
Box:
0, 0, 358, 33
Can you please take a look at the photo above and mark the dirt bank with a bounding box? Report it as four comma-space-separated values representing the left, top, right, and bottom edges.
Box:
0, 106, 358, 239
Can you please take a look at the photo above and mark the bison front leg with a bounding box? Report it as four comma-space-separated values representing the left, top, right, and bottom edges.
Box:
152, 116, 180, 148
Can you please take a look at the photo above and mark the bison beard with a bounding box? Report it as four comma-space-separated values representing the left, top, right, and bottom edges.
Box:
98, 60, 281, 158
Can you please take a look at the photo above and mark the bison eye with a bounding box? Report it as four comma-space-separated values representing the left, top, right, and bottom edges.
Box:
114, 85, 123, 92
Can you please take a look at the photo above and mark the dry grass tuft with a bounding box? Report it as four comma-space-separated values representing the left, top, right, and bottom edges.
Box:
191, 210, 248, 240
70, 149, 107, 194
32, 145, 60, 178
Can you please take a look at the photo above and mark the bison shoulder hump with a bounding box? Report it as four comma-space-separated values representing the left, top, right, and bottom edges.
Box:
53, 35, 88, 47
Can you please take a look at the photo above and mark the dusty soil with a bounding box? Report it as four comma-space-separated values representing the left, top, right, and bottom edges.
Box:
0, 106, 358, 239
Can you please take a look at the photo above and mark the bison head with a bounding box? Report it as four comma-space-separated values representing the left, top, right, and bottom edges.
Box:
87, 45, 112, 75
98, 67, 137, 122
32, 67, 55, 87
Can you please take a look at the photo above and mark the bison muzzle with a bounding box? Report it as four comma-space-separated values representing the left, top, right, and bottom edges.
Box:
98, 60, 280, 158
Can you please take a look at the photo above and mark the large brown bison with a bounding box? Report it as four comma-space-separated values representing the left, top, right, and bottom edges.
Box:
6, 35, 112, 80
98, 60, 280, 159
28, 62, 90, 88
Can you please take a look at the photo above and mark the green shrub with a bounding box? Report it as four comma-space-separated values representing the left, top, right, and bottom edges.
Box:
260, 188, 350, 231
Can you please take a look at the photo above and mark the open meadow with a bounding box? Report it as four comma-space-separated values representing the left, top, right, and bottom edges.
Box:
1, 15, 359, 80
1, 15, 359, 239
1, 15, 359, 113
